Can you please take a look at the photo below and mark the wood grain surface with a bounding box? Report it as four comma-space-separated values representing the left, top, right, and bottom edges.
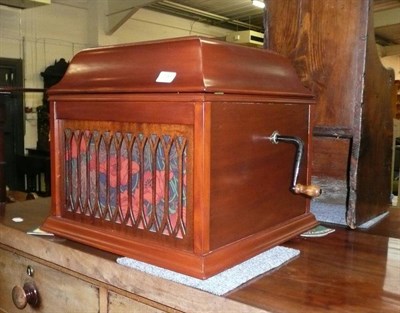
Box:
2, 198, 400, 312
265, 0, 395, 227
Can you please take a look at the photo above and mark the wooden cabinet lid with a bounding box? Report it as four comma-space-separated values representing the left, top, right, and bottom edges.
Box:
50, 36, 313, 99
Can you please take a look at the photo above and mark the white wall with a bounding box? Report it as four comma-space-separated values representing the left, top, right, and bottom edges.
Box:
102, 9, 230, 45
2, 2, 400, 150
1, 3, 88, 149
381, 55, 400, 80
0, 2, 232, 149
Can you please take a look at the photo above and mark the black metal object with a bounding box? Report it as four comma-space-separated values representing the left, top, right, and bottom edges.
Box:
269, 131, 304, 193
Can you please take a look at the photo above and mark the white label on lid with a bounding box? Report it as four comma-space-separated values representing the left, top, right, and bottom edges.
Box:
156, 71, 177, 83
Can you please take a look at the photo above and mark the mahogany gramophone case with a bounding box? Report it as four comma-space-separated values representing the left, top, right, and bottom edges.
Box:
42, 36, 318, 279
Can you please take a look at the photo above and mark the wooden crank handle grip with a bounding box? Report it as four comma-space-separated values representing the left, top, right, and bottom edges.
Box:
293, 184, 321, 198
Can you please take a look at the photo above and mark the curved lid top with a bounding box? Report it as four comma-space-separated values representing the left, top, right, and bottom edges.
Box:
50, 36, 313, 99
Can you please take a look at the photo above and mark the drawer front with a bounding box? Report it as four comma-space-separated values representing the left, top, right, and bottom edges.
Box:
108, 291, 167, 313
0, 248, 99, 313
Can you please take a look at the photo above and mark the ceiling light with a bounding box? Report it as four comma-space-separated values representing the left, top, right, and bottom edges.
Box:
252, 0, 265, 9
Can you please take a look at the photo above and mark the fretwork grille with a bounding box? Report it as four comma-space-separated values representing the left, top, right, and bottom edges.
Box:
63, 127, 188, 239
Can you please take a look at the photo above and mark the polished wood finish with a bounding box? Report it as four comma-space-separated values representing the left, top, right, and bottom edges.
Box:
265, 0, 395, 227
2, 197, 400, 312
42, 37, 318, 278
209, 102, 311, 250
293, 183, 321, 197
228, 224, 400, 313
51, 37, 314, 97
357, 206, 400, 238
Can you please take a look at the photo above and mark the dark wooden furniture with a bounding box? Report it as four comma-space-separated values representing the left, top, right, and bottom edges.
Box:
0, 94, 6, 214
17, 149, 51, 196
0, 88, 45, 216
395, 80, 400, 119
265, 0, 395, 227
0, 58, 24, 193
42, 37, 320, 278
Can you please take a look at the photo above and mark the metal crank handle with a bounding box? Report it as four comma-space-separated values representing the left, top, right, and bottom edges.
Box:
268, 131, 321, 198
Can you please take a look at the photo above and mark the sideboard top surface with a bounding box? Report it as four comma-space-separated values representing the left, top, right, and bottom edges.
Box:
2, 199, 399, 312
0, 198, 266, 312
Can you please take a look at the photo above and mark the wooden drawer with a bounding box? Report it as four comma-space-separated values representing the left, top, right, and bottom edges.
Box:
108, 291, 167, 313
0, 248, 99, 313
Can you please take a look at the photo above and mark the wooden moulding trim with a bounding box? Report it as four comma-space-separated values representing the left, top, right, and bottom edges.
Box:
202, 213, 317, 277
49, 92, 315, 105
313, 126, 353, 138
41, 216, 204, 277
192, 101, 211, 255
41, 212, 317, 279
51, 109, 64, 217
54, 100, 195, 126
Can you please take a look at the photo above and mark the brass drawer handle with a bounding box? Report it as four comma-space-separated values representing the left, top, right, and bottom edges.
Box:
12, 282, 40, 309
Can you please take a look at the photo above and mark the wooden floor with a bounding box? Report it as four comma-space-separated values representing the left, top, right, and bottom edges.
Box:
228, 207, 400, 312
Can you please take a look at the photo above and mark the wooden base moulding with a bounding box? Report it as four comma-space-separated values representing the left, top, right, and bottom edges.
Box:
43, 213, 316, 278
